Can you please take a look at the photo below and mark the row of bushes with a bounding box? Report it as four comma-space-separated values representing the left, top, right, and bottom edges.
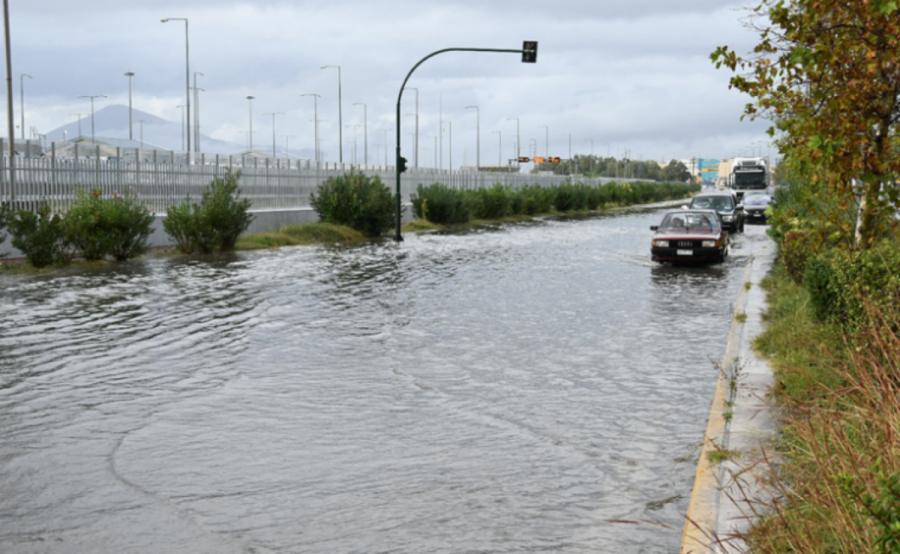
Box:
2, 171, 697, 267
0, 170, 254, 268
306, 173, 698, 235
410, 181, 700, 224
740, 177, 900, 552
0, 189, 156, 268
771, 184, 900, 331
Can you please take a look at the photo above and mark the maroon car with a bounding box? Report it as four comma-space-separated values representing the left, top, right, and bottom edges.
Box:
650, 209, 729, 263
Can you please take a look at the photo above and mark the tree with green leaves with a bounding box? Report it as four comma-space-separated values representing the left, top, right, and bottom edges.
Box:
712, 0, 900, 249
662, 160, 691, 183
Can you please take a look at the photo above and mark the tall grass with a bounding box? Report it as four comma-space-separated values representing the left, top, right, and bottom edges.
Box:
728, 264, 900, 552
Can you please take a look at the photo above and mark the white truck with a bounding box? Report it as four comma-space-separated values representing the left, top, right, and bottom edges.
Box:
729, 157, 768, 199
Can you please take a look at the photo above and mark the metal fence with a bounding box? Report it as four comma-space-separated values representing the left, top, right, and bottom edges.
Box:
0, 140, 626, 214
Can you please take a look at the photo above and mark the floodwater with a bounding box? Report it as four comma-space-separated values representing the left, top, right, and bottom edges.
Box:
0, 208, 770, 553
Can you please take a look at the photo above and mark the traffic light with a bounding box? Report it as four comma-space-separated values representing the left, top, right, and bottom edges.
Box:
549, 157, 561, 163
533, 156, 545, 164
522, 41, 538, 63
398, 156, 408, 173
517, 156, 530, 163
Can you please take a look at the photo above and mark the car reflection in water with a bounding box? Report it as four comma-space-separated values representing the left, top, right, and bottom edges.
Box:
650, 209, 729, 264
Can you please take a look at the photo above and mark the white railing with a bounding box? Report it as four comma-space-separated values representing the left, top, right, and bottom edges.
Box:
0, 140, 626, 214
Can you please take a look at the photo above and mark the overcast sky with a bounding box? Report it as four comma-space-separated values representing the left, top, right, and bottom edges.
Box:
5, 0, 773, 166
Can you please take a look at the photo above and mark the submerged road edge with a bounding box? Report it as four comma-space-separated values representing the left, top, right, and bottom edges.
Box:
680, 234, 778, 554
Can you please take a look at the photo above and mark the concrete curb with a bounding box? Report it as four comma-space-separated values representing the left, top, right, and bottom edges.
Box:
681, 236, 778, 553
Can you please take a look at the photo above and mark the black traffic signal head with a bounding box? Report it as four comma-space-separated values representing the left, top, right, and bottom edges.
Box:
517, 156, 530, 163
398, 156, 408, 173
522, 41, 538, 63
549, 157, 561, 163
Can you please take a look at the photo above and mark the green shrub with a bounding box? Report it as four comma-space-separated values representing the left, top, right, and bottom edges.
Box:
163, 170, 254, 254
64, 188, 156, 261
309, 171, 396, 237
803, 241, 900, 329
782, 230, 819, 285
7, 201, 65, 268
467, 184, 511, 219
0, 202, 10, 258
410, 183, 470, 224
520, 185, 555, 215
554, 183, 590, 212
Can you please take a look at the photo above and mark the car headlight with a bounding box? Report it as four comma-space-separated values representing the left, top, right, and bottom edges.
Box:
722, 215, 734, 222
652, 240, 669, 247
702, 240, 719, 248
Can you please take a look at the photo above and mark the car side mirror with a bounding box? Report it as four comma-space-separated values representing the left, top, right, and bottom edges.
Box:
736, 204, 744, 210
650, 225, 659, 231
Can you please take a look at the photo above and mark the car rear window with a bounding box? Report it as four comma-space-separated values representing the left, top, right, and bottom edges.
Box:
661, 212, 720, 231
691, 196, 733, 210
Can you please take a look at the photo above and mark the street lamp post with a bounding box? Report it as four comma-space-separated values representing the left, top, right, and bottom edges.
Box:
465, 105, 479, 170
76, 94, 107, 143
137, 119, 147, 149
19, 73, 31, 140
353, 102, 367, 165
176, 105, 185, 151
587, 139, 594, 175
70, 114, 85, 138
378, 127, 391, 166
538, 125, 548, 158
320, 65, 342, 163
160, 17, 191, 160
264, 111, 285, 158
431, 136, 438, 168
124, 72, 134, 140
301, 93, 320, 162
507, 117, 520, 162
345, 124, 360, 164
492, 130, 501, 167
246, 95, 254, 151
193, 71, 203, 151
280, 134, 295, 157
444, 120, 452, 171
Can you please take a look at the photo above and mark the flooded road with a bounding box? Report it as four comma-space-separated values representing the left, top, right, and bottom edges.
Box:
0, 208, 772, 553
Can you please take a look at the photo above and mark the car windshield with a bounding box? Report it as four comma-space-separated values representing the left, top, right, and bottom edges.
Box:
743, 195, 771, 206
660, 212, 720, 231
690, 196, 733, 211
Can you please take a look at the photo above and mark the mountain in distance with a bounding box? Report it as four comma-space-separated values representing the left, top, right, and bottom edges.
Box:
43, 104, 314, 159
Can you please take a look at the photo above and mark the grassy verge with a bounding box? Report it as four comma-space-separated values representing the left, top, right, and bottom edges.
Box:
236, 222, 366, 249
742, 261, 900, 552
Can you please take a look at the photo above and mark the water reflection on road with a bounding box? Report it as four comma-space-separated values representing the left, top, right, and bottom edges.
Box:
0, 208, 771, 553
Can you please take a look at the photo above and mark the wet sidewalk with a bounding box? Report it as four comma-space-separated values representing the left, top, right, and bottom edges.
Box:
681, 234, 778, 553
